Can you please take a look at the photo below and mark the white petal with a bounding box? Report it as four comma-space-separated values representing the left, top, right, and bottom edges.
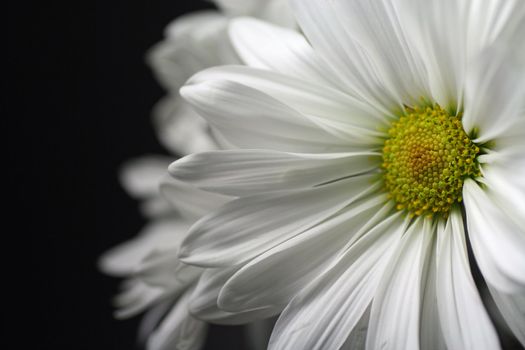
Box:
186, 65, 390, 139
190, 267, 236, 320
169, 149, 380, 196
139, 197, 173, 219
289, 0, 397, 113
291, 0, 429, 111
466, 0, 525, 57
229, 17, 342, 87
147, 39, 205, 93
481, 164, 525, 232
119, 156, 171, 199
436, 210, 500, 350
152, 97, 219, 156
136, 248, 202, 291
189, 268, 280, 325
477, 118, 525, 164
331, 0, 431, 103
214, 0, 295, 28
366, 217, 433, 350
419, 228, 446, 350
488, 285, 525, 346
179, 174, 380, 267
396, 0, 470, 111
181, 79, 355, 152
395, 0, 525, 113
113, 279, 167, 319
268, 212, 406, 350
99, 219, 188, 277
463, 179, 525, 293
160, 177, 231, 222
146, 290, 208, 350
147, 11, 235, 92
462, 43, 525, 142
164, 11, 226, 40
219, 196, 391, 312
139, 300, 173, 344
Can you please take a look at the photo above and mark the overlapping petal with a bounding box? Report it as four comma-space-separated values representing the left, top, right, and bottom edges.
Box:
152, 97, 219, 156
268, 212, 406, 350
396, 0, 469, 111
462, 43, 525, 143
169, 149, 380, 196
135, 248, 202, 290
229, 18, 341, 87
179, 174, 381, 267
187, 65, 391, 133
181, 80, 355, 152
419, 230, 446, 350
147, 290, 208, 350
148, 11, 234, 92
113, 279, 167, 319
366, 218, 433, 350
219, 197, 392, 312
488, 285, 525, 346
463, 179, 525, 293
99, 219, 187, 276
160, 177, 231, 222
291, 0, 431, 112
481, 164, 525, 232
189, 267, 281, 324
436, 210, 500, 350
119, 157, 171, 199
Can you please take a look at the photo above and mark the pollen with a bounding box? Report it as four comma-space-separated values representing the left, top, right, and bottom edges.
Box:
381, 104, 480, 218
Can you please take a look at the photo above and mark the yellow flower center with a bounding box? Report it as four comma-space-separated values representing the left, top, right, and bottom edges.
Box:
382, 105, 480, 218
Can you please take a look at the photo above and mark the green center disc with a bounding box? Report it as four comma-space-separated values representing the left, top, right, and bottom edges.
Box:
382, 105, 480, 218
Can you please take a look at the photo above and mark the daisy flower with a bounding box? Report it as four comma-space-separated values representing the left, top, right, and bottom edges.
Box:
100, 3, 295, 349
171, 0, 525, 348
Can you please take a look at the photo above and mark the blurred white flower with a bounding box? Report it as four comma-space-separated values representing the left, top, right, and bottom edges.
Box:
100, 157, 271, 349
172, 0, 525, 349
100, 3, 296, 349
213, 0, 295, 28
147, 11, 235, 156
148, 4, 295, 156
99, 157, 207, 349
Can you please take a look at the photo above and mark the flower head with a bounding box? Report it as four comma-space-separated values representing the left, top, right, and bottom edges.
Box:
382, 104, 481, 217
172, 0, 525, 348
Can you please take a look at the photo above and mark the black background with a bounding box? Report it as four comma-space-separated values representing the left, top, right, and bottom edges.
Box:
10, 0, 248, 349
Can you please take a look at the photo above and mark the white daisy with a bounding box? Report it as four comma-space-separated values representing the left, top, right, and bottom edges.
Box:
171, 0, 525, 349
